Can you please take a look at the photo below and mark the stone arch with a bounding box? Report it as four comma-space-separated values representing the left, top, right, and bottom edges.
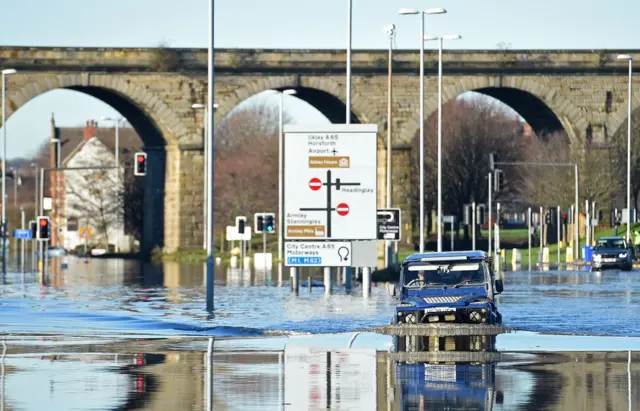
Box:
1, 73, 200, 255
396, 76, 590, 146
607, 88, 640, 140
4, 73, 196, 146
214, 76, 386, 146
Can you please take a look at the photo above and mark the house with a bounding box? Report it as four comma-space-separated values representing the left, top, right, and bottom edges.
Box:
41, 116, 143, 251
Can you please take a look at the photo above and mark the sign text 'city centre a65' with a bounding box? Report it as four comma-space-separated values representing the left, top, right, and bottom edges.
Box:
283, 124, 378, 241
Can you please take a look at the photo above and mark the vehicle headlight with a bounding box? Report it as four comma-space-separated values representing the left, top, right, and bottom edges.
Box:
594, 254, 602, 260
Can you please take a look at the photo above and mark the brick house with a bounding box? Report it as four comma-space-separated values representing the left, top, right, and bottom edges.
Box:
41, 116, 142, 251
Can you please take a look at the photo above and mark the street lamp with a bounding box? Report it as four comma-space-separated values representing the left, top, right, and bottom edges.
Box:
398, 7, 446, 253
424, 34, 461, 252
618, 54, 633, 242
383, 23, 396, 267
101, 116, 125, 253
192, 102, 220, 250
1, 68, 17, 274
277, 89, 297, 265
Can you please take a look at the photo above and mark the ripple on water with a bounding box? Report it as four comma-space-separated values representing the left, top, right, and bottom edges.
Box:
1, 260, 640, 337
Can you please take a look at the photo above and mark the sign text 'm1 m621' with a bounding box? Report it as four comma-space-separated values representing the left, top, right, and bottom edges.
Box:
283, 124, 378, 241
284, 241, 352, 267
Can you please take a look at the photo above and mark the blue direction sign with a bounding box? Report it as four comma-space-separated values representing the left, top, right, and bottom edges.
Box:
13, 229, 32, 239
287, 257, 322, 265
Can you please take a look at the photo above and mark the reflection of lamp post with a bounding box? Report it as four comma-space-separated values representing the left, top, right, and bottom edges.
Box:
618, 54, 633, 242
398, 8, 446, 252
192, 102, 220, 250
424, 34, 462, 252
1, 68, 17, 274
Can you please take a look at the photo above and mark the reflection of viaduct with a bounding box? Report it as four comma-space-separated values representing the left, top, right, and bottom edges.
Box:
1, 47, 639, 247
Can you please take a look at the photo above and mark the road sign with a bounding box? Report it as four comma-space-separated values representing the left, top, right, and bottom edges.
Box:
376, 208, 401, 241
283, 124, 378, 240
226, 225, 251, 241
284, 241, 352, 267
12, 229, 31, 239
79, 227, 93, 239
336, 203, 349, 216
442, 215, 456, 224
309, 177, 322, 191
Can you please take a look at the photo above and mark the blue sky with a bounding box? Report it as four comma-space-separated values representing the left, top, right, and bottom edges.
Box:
1, 0, 639, 157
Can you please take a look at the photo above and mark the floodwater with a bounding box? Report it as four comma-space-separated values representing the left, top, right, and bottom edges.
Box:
0, 257, 639, 337
1, 256, 640, 410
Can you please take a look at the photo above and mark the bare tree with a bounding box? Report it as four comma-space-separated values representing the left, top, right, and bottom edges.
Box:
524, 132, 620, 211
213, 100, 293, 231
409, 97, 531, 239
64, 140, 123, 246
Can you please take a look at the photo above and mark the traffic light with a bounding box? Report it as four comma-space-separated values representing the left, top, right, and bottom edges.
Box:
37, 216, 50, 240
264, 213, 275, 233
134, 152, 147, 176
493, 170, 504, 192
254, 213, 265, 233
562, 213, 568, 225
489, 152, 497, 171
254, 213, 276, 234
545, 213, 551, 225
29, 220, 36, 239
236, 216, 247, 234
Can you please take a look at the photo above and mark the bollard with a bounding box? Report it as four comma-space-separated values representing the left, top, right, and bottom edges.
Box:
345, 266, 352, 291
511, 249, 522, 264
290, 267, 299, 294
309, 276, 312, 293
541, 247, 550, 264
566, 247, 573, 263
324, 268, 331, 296
362, 267, 371, 298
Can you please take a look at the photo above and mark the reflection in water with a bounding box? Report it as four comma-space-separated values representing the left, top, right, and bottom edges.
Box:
0, 336, 638, 410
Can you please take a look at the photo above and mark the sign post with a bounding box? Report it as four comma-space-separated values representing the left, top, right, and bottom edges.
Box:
283, 124, 378, 291
377, 208, 401, 268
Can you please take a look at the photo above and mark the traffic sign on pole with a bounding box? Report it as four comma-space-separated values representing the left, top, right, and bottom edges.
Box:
376, 208, 401, 241
283, 124, 378, 241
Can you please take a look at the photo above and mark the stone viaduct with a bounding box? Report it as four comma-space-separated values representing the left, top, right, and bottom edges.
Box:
0, 46, 638, 252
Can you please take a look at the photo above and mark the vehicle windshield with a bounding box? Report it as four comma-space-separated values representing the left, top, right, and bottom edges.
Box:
595, 239, 626, 249
403, 261, 486, 288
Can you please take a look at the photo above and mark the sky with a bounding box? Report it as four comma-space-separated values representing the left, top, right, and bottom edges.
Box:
1, 0, 639, 158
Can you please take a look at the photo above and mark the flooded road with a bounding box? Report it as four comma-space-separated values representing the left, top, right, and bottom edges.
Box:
0, 333, 638, 410
1, 257, 640, 410
0, 257, 639, 337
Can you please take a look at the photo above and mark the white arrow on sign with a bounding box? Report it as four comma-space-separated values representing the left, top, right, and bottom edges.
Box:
378, 211, 395, 222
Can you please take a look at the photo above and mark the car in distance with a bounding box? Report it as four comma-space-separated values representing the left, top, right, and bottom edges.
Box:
388, 250, 503, 325
592, 236, 633, 271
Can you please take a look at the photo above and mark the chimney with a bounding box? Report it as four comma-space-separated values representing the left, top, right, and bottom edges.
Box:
84, 119, 97, 141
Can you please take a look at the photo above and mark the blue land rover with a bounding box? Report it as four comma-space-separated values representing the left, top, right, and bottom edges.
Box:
388, 251, 503, 325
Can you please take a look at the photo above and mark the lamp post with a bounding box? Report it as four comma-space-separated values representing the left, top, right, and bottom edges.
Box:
398, 8, 446, 253
618, 54, 633, 242
192, 102, 220, 250
277, 89, 297, 266
383, 24, 396, 267
101, 116, 125, 253
205, 0, 215, 312
1, 68, 17, 274
424, 34, 461, 252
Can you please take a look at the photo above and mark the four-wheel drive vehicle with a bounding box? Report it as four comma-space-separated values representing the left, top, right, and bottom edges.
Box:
592, 236, 633, 271
388, 251, 503, 325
